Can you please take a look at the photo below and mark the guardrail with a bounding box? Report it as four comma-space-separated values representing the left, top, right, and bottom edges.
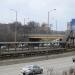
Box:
0, 42, 73, 59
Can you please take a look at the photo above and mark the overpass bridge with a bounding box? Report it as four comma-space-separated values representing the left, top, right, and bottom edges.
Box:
27, 34, 64, 41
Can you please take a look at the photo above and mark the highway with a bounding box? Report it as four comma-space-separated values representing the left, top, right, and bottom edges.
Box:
0, 55, 75, 75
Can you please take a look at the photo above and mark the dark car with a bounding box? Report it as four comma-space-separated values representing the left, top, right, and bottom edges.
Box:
21, 65, 43, 75
72, 58, 75, 62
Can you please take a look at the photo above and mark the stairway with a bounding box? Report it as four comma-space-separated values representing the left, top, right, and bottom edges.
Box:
62, 30, 72, 43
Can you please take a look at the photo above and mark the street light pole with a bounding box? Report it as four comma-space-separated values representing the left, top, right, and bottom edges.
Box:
10, 9, 17, 42
56, 20, 57, 34
46, 9, 56, 60
48, 11, 50, 30
48, 9, 56, 32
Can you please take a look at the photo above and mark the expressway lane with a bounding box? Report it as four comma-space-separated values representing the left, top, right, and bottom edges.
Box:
0, 55, 75, 75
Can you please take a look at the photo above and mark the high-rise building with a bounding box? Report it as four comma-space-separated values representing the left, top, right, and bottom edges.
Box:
71, 19, 75, 32
67, 19, 75, 31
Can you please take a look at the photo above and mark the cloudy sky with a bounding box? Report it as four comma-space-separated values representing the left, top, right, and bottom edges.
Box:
0, 0, 75, 31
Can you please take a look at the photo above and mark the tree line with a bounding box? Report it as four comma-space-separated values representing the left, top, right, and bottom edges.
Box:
0, 21, 64, 42
0, 21, 51, 42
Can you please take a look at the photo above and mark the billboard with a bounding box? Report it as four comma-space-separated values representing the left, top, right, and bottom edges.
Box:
71, 19, 75, 32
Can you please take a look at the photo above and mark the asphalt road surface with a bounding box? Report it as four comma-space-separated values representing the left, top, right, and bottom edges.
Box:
0, 55, 75, 75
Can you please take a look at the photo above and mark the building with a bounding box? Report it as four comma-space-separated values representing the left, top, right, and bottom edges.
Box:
67, 19, 75, 31
71, 19, 75, 32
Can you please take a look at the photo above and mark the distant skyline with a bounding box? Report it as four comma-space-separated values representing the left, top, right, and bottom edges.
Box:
0, 0, 75, 31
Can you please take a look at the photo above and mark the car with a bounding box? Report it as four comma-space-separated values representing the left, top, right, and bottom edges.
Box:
72, 58, 75, 62
1, 45, 7, 49
21, 65, 43, 75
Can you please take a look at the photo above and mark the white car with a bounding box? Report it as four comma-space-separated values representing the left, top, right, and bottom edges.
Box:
21, 65, 43, 75
1, 46, 6, 49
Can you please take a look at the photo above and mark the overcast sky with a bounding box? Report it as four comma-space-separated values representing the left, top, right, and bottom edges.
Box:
0, 0, 75, 31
